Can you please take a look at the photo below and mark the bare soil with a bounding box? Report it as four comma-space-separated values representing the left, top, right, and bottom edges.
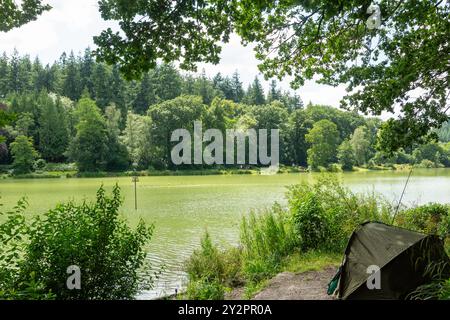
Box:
226, 266, 337, 300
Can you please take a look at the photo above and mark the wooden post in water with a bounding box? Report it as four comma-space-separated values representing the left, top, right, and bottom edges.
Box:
132, 162, 139, 210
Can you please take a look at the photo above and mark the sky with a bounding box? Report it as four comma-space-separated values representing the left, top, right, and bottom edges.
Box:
0, 0, 348, 107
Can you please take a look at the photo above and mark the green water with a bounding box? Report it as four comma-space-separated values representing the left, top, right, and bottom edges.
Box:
0, 168, 449, 298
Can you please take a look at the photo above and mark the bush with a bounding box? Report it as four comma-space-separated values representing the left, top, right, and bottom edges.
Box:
33, 159, 47, 171
185, 278, 226, 300
395, 203, 450, 238
0, 185, 154, 300
185, 232, 242, 299
287, 175, 392, 251
289, 192, 330, 251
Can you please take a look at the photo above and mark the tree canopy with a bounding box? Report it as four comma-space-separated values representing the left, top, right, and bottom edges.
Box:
93, 0, 450, 152
0, 0, 51, 32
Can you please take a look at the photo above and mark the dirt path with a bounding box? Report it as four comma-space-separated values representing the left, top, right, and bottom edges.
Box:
227, 266, 337, 300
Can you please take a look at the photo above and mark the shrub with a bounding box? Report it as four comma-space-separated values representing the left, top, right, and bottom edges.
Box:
33, 159, 47, 171
0, 185, 154, 300
185, 232, 242, 299
185, 278, 226, 300
186, 232, 226, 283
289, 192, 330, 251
417, 159, 438, 168
287, 175, 392, 251
328, 163, 342, 172
395, 203, 450, 238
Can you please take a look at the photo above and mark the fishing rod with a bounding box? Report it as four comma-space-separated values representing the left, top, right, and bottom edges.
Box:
391, 167, 413, 224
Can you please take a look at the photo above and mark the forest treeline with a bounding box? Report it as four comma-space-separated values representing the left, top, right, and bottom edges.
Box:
0, 49, 449, 174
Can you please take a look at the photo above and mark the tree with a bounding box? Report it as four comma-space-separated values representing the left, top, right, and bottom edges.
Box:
94, 1, 449, 152
244, 77, 265, 105
14, 112, 34, 137
349, 126, 372, 166
8, 49, 32, 93
68, 97, 108, 172
92, 62, 111, 110
230, 71, 244, 103
338, 140, 356, 171
10, 135, 39, 174
194, 70, 216, 105
62, 52, 82, 101
103, 104, 130, 171
153, 64, 182, 101
38, 95, 69, 162
267, 80, 281, 103
148, 95, 206, 168
132, 72, 156, 114
120, 111, 147, 166
109, 65, 128, 127
80, 48, 95, 97
0, 0, 51, 32
0, 53, 9, 97
305, 119, 339, 169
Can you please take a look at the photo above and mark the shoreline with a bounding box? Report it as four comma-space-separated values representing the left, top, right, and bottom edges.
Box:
1, 164, 439, 180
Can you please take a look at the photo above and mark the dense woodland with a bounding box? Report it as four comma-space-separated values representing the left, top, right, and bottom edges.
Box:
0, 49, 449, 174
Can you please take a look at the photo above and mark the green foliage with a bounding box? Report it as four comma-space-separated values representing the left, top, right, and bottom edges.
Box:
10, 135, 39, 174
350, 126, 372, 166
38, 94, 69, 162
186, 278, 226, 300
33, 158, 46, 171
288, 176, 393, 251
338, 139, 356, 171
94, 0, 450, 152
148, 95, 207, 169
185, 232, 241, 299
68, 97, 109, 171
185, 175, 397, 299
240, 205, 297, 282
305, 119, 339, 169
0, 185, 154, 299
0, 0, 51, 32
289, 192, 330, 251
395, 203, 450, 239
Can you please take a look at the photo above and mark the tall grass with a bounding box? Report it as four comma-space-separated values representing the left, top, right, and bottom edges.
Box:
240, 204, 297, 282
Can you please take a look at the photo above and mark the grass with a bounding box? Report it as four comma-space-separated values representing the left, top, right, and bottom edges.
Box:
282, 251, 341, 273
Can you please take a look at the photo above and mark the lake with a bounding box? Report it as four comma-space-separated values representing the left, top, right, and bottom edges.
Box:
0, 168, 449, 298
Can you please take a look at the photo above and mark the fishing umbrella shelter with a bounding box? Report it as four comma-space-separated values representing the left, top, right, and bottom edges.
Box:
334, 221, 450, 300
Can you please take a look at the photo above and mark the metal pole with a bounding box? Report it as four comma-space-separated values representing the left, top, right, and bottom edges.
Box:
134, 177, 137, 210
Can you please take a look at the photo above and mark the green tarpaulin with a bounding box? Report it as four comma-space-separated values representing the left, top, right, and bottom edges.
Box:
335, 222, 450, 300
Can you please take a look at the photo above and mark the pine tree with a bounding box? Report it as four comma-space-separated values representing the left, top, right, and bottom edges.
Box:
231, 71, 244, 103
110, 65, 128, 128
154, 63, 182, 101
244, 76, 266, 105
32, 57, 46, 92
132, 72, 156, 114
0, 53, 9, 97
80, 48, 95, 97
38, 95, 69, 162
92, 62, 111, 110
62, 51, 82, 101
267, 80, 281, 102
8, 49, 22, 92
